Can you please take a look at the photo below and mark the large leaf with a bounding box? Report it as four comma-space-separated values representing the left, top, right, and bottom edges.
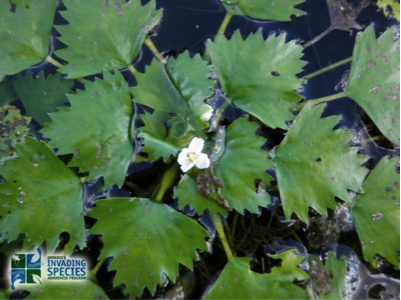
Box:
41, 71, 133, 189
222, 0, 305, 21
377, 0, 400, 21
0, 104, 31, 159
87, 198, 210, 297
204, 250, 308, 299
214, 117, 273, 214
0, 136, 84, 254
0, 0, 57, 80
12, 71, 74, 126
55, 0, 162, 78
309, 253, 347, 299
351, 156, 400, 268
132, 54, 213, 161
207, 30, 305, 129
23, 279, 108, 299
273, 103, 369, 223
346, 25, 400, 145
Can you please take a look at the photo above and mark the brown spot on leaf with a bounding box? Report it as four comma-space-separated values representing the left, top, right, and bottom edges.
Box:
371, 212, 383, 221
74, 149, 80, 158
114, 2, 123, 15
96, 144, 103, 159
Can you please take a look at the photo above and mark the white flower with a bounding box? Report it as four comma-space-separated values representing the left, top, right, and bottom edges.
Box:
178, 137, 210, 172
201, 108, 213, 121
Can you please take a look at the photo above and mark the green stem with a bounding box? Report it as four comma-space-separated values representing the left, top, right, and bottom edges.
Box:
127, 64, 137, 76
144, 38, 166, 65
88, 258, 104, 283
154, 163, 179, 203
303, 25, 334, 49
45, 55, 64, 69
295, 92, 347, 111
303, 57, 353, 80
213, 214, 234, 261
214, 11, 233, 42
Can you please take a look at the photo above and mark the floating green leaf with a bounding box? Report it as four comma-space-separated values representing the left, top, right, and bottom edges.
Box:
0, 104, 31, 159
207, 30, 305, 129
41, 71, 133, 189
132, 54, 213, 161
377, 0, 400, 21
351, 156, 400, 268
0, 136, 84, 254
222, 0, 305, 21
55, 0, 162, 78
215, 117, 273, 214
23, 279, 109, 299
0, 77, 18, 105
87, 198, 209, 297
346, 25, 400, 145
12, 71, 74, 126
309, 252, 347, 299
273, 103, 368, 223
204, 249, 308, 299
175, 174, 229, 217
0, 0, 57, 80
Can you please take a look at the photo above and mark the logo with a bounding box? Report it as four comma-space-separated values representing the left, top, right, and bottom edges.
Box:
8, 248, 87, 290
11, 248, 42, 290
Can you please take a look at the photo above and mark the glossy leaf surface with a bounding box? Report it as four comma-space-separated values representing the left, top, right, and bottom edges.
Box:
208, 30, 305, 129
222, 0, 305, 21
0, 136, 84, 254
0, 0, 57, 80
41, 71, 133, 189
55, 0, 162, 78
346, 25, 400, 145
351, 156, 400, 268
87, 198, 209, 297
204, 250, 308, 299
273, 103, 368, 223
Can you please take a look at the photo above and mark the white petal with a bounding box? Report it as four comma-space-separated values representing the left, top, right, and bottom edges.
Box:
181, 160, 195, 172
201, 108, 213, 121
195, 153, 210, 169
188, 137, 204, 153
177, 148, 190, 166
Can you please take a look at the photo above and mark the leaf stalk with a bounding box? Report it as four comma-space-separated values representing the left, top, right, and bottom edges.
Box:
214, 11, 233, 42
154, 163, 179, 203
213, 214, 234, 261
45, 55, 64, 69
295, 92, 347, 111
144, 38, 166, 65
303, 57, 352, 80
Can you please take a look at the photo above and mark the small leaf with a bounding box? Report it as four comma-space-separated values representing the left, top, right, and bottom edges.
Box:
175, 174, 229, 217
308, 253, 347, 299
31, 274, 42, 285
12, 71, 74, 126
55, 0, 162, 78
0, 0, 57, 80
23, 279, 108, 299
0, 77, 19, 105
351, 156, 400, 269
207, 30, 306, 129
41, 71, 134, 189
377, 0, 400, 21
0, 104, 31, 160
204, 250, 308, 299
0, 289, 7, 299
215, 117, 273, 214
346, 25, 400, 145
87, 198, 209, 297
0, 136, 84, 254
132, 54, 213, 161
222, 0, 305, 21
273, 103, 369, 223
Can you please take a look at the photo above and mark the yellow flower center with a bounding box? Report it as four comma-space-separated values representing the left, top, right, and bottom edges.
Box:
187, 152, 199, 163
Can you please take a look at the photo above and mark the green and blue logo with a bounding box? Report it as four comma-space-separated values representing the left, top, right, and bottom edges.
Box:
11, 248, 42, 290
